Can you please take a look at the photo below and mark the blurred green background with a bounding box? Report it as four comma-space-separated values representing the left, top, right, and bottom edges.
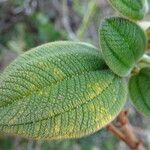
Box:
0, 0, 150, 150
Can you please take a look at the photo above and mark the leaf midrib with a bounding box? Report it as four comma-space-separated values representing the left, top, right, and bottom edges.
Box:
0, 52, 104, 108
109, 19, 136, 64
0, 73, 115, 127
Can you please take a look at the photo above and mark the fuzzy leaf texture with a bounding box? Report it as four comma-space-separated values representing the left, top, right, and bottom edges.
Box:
0, 41, 127, 140
129, 67, 150, 117
100, 17, 147, 77
108, 0, 147, 20
139, 21, 150, 50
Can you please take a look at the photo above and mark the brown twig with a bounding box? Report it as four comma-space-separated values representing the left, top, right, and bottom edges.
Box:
107, 110, 143, 150
107, 123, 128, 144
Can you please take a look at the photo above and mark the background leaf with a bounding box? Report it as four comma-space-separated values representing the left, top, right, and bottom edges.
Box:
139, 21, 150, 50
108, 0, 147, 20
100, 17, 147, 77
129, 67, 150, 117
0, 41, 127, 140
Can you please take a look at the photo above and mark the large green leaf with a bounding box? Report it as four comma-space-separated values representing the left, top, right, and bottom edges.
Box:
100, 17, 147, 77
129, 67, 150, 117
108, 0, 147, 20
0, 41, 127, 140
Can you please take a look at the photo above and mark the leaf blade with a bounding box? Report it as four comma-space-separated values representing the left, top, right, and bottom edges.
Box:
129, 67, 150, 117
0, 41, 127, 140
0, 42, 104, 107
100, 17, 147, 77
108, 0, 147, 20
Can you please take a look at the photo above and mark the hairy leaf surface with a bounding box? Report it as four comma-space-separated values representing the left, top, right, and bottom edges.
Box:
0, 41, 127, 140
129, 67, 150, 117
100, 17, 147, 77
108, 0, 147, 20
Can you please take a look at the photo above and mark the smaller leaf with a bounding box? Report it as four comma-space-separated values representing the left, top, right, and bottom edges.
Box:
99, 17, 147, 77
108, 0, 148, 20
129, 67, 150, 117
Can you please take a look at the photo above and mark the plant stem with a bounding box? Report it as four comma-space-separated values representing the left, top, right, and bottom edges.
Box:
138, 54, 150, 69
76, 0, 99, 40
107, 110, 143, 150
140, 54, 150, 64
107, 124, 128, 144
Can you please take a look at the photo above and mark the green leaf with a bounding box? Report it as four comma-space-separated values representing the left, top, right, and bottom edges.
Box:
108, 0, 147, 20
0, 41, 127, 140
100, 17, 147, 77
139, 21, 150, 50
129, 67, 150, 117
